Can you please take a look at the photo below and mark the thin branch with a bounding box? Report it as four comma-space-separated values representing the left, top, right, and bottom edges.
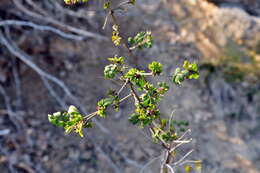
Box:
113, 0, 132, 11
41, 77, 67, 108
0, 84, 22, 130
102, 13, 110, 30
0, 20, 84, 41
109, 10, 139, 66
137, 72, 153, 76
139, 154, 162, 173
11, 57, 22, 109
119, 93, 132, 102
169, 129, 192, 152
12, 0, 107, 40
166, 164, 175, 173
0, 32, 79, 107
168, 109, 175, 130
117, 79, 129, 95
129, 82, 141, 103
172, 138, 192, 144
149, 126, 169, 150
83, 111, 98, 121
25, 0, 49, 16
172, 149, 194, 166
176, 129, 191, 141
160, 149, 170, 173
83, 92, 132, 122
0, 31, 122, 173
170, 142, 184, 153
179, 160, 201, 166
0, 109, 25, 116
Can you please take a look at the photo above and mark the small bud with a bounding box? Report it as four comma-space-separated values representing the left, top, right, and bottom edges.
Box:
68, 105, 79, 114
53, 112, 61, 117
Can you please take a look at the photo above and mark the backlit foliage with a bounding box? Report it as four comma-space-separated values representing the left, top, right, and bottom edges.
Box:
48, 0, 202, 172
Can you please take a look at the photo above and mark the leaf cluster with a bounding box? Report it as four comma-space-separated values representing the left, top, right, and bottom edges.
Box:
128, 31, 153, 49
64, 0, 88, 5
48, 106, 92, 137
112, 25, 122, 46
172, 61, 199, 85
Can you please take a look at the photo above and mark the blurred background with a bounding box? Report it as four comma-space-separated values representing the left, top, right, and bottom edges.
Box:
0, 0, 259, 172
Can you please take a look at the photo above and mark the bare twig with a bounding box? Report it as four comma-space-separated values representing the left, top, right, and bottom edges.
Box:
176, 129, 191, 141
118, 79, 129, 95
160, 149, 171, 173
0, 84, 22, 130
172, 139, 192, 144
0, 30, 111, 133
168, 109, 175, 130
139, 154, 162, 173
0, 32, 79, 107
0, 109, 25, 116
11, 57, 22, 109
113, 0, 132, 11
129, 82, 141, 103
12, 0, 107, 40
179, 160, 201, 166
41, 77, 67, 108
149, 126, 169, 150
83, 111, 98, 121
102, 13, 110, 30
0, 20, 84, 41
25, 0, 49, 16
172, 149, 194, 166
0, 31, 122, 172
170, 142, 184, 153
119, 93, 132, 102
166, 164, 175, 173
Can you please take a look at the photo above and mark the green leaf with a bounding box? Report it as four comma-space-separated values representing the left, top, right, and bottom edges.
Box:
183, 60, 190, 69
148, 61, 163, 75
48, 106, 87, 137
75, 121, 84, 137
172, 61, 199, 85
128, 31, 153, 49
112, 25, 122, 46
124, 68, 146, 88
189, 72, 200, 79
128, 114, 140, 125
108, 56, 124, 64
104, 64, 119, 79
184, 165, 192, 172
97, 98, 114, 117
157, 82, 169, 94
64, 0, 89, 5
103, 1, 111, 9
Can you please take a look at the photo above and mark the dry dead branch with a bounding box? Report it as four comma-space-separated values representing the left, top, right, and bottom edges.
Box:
0, 30, 122, 173
12, 0, 107, 40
